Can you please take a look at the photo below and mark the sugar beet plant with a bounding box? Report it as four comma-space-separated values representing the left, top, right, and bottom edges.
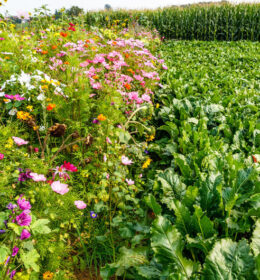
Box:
102, 41, 260, 279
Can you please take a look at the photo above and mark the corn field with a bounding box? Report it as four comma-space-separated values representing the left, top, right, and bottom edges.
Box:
85, 4, 260, 41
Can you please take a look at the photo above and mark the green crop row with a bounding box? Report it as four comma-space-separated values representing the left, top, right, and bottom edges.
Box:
84, 4, 260, 41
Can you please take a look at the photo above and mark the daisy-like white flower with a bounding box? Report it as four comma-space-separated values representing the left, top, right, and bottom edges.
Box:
51, 181, 69, 195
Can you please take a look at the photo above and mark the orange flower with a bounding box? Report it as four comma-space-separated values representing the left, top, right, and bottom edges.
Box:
43, 271, 54, 280
51, 45, 57, 50
124, 53, 130, 58
97, 114, 106, 121
93, 75, 99, 80
112, 41, 117, 45
85, 39, 90, 43
41, 50, 48, 55
124, 83, 131, 90
46, 104, 56, 111
64, 61, 70, 65
60, 32, 68, 37
84, 44, 89, 48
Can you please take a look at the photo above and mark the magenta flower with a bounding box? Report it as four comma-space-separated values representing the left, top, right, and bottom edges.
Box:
51, 181, 69, 195
12, 136, 28, 146
10, 270, 16, 279
34, 147, 39, 153
74, 200, 87, 209
4, 94, 25, 101
61, 161, 77, 172
30, 172, 46, 182
17, 198, 31, 210
16, 211, 32, 226
121, 155, 133, 165
126, 178, 135, 185
20, 229, 31, 240
0, 37, 5, 41
0, 153, 4, 160
12, 246, 19, 257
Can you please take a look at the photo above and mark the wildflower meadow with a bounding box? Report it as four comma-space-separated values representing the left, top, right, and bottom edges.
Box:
0, 2, 259, 280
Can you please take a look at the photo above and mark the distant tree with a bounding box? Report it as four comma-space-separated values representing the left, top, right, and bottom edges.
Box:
66, 6, 84, 17
104, 4, 112, 11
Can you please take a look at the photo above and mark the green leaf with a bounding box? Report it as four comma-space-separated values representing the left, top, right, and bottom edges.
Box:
251, 219, 260, 257
31, 219, 51, 234
0, 245, 10, 263
144, 194, 162, 215
157, 168, 186, 202
192, 205, 215, 239
203, 239, 255, 280
199, 173, 222, 217
136, 265, 161, 279
0, 212, 8, 228
21, 249, 40, 272
173, 153, 192, 177
151, 216, 198, 278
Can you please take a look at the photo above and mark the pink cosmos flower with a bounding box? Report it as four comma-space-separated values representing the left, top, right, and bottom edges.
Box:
0, 153, 4, 160
52, 166, 70, 180
106, 173, 110, 179
17, 198, 31, 210
121, 156, 133, 165
0, 38, 5, 41
74, 200, 87, 209
16, 211, 32, 226
30, 173, 46, 182
61, 161, 77, 172
126, 178, 135, 185
17, 11, 30, 20
12, 136, 28, 146
51, 181, 69, 195
20, 229, 31, 240
106, 137, 112, 144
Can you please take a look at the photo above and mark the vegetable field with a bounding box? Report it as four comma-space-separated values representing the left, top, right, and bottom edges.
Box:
0, 4, 259, 280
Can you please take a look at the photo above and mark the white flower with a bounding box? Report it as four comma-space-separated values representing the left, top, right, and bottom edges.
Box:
0, 92, 5, 97
9, 108, 18, 116
37, 93, 45, 101
39, 126, 46, 132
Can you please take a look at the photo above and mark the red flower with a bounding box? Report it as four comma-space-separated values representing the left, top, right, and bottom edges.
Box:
69, 22, 75, 27
252, 155, 258, 163
68, 26, 76, 31
60, 32, 68, 37
61, 161, 77, 172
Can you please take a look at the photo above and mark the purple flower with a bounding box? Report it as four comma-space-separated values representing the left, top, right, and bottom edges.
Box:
90, 211, 97, 219
16, 211, 32, 226
17, 198, 31, 210
0, 229, 6, 234
10, 270, 16, 279
20, 229, 31, 240
12, 246, 19, 257
92, 119, 100, 124
144, 149, 149, 154
18, 169, 32, 182
7, 203, 17, 210
5, 256, 10, 266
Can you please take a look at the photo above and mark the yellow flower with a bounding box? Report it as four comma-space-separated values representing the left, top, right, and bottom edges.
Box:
156, 103, 160, 109
17, 111, 32, 121
142, 158, 152, 169
43, 271, 54, 280
41, 85, 48, 90
146, 134, 155, 142
97, 114, 106, 121
26, 105, 33, 111
5, 138, 13, 149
